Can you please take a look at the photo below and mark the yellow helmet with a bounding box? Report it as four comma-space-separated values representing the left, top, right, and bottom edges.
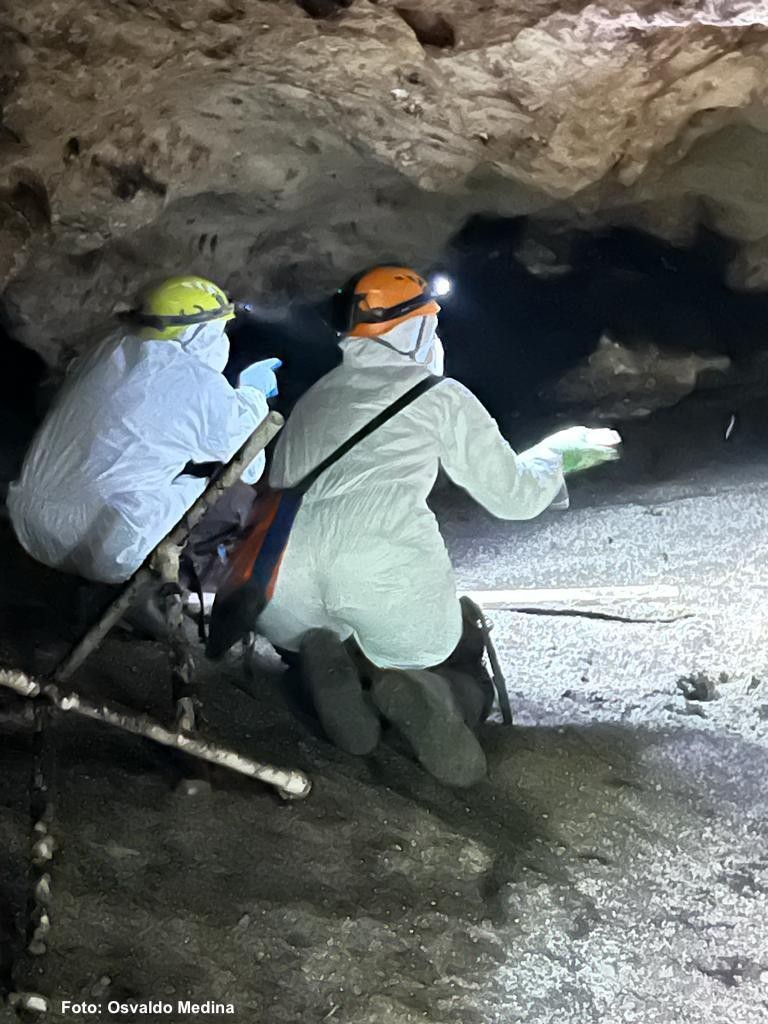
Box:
133, 275, 235, 340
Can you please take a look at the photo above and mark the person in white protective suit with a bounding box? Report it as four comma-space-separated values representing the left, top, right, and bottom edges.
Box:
254, 265, 621, 787
8, 276, 273, 588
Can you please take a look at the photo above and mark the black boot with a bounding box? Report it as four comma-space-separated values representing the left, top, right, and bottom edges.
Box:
371, 669, 487, 788
437, 596, 497, 727
299, 628, 381, 756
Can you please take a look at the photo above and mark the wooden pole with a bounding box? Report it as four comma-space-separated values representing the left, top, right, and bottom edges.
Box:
53, 412, 284, 683
0, 669, 312, 801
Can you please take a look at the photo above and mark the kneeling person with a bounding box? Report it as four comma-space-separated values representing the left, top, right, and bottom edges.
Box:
216, 266, 620, 786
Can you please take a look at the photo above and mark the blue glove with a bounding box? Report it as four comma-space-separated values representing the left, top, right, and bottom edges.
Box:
238, 357, 282, 398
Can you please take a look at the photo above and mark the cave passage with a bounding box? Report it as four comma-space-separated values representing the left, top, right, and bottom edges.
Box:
5, 213, 767, 454
223, 214, 768, 423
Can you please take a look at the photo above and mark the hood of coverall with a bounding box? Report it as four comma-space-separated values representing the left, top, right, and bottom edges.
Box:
175, 320, 231, 373
375, 314, 444, 375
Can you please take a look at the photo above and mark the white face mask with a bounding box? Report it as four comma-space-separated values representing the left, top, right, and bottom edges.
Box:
380, 315, 444, 374
179, 320, 230, 373
419, 332, 444, 376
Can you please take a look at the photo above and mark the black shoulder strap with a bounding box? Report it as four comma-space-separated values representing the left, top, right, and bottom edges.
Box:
296, 375, 441, 495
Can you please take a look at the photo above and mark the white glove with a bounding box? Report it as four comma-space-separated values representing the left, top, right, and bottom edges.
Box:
542, 426, 622, 475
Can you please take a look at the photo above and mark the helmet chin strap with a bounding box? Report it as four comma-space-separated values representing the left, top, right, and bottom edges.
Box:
377, 316, 430, 361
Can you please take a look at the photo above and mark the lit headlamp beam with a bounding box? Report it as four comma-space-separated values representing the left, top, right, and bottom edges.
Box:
431, 274, 452, 298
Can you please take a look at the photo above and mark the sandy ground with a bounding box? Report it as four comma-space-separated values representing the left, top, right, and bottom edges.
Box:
1, 433, 768, 1024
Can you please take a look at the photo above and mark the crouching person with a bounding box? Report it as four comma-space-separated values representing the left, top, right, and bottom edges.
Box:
208, 266, 620, 787
8, 276, 273, 603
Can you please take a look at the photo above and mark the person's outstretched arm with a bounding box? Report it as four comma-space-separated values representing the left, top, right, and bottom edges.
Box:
435, 380, 565, 521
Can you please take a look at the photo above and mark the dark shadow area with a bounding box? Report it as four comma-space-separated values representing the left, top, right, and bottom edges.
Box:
225, 304, 341, 419
0, 312, 47, 504
0, 519, 86, 668
295, 0, 353, 19
395, 6, 456, 49
0, 734, 32, 1002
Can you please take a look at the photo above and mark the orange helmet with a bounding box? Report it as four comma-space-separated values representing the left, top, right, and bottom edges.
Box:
347, 266, 440, 338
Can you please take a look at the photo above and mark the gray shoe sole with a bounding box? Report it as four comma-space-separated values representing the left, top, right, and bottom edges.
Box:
371, 670, 487, 788
300, 629, 381, 756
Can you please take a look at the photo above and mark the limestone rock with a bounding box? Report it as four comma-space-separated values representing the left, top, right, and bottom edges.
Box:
546, 335, 732, 418
0, 1, 767, 359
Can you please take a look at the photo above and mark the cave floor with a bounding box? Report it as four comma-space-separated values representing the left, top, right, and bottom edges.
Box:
2, 445, 768, 1024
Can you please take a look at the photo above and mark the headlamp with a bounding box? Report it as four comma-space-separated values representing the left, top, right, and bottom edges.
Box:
430, 274, 452, 298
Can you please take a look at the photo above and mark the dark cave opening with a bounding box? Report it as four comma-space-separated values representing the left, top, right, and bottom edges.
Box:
438, 214, 768, 419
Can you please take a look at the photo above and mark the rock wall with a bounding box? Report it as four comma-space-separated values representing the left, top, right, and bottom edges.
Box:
544, 336, 732, 418
1, 0, 768, 361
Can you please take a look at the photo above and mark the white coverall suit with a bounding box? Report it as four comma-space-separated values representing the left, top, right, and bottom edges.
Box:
8, 321, 268, 584
257, 316, 566, 669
